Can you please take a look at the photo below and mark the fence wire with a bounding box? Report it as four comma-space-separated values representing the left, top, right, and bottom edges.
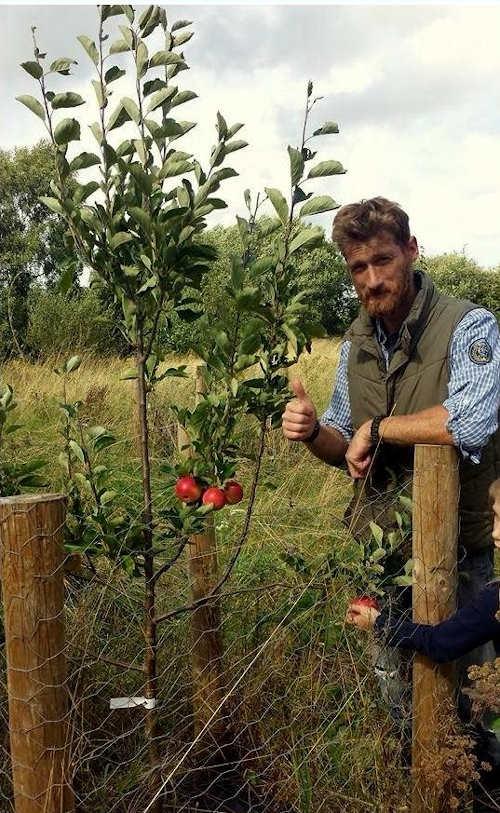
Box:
0, 379, 497, 813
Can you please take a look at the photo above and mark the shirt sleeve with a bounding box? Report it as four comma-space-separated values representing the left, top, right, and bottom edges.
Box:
443, 308, 500, 463
374, 584, 500, 664
319, 340, 353, 442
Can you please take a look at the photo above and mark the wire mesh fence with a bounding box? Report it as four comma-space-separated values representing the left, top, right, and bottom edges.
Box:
0, 354, 497, 813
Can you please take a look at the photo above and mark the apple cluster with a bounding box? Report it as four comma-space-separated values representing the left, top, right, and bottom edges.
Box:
174, 475, 243, 511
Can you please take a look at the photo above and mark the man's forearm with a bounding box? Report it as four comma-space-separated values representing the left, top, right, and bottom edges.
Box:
380, 405, 455, 447
304, 424, 348, 466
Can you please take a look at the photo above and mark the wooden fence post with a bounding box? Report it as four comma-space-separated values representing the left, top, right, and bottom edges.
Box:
0, 494, 74, 813
411, 445, 459, 813
178, 364, 227, 737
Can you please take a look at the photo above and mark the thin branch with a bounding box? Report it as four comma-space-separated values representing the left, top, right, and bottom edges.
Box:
152, 535, 190, 584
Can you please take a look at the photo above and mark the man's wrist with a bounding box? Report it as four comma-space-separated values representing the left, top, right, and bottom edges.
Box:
303, 419, 321, 443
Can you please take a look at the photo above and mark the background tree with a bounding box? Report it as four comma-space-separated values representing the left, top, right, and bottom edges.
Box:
0, 141, 83, 358
423, 251, 500, 319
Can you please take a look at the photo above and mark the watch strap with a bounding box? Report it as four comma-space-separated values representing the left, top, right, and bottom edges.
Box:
370, 415, 386, 447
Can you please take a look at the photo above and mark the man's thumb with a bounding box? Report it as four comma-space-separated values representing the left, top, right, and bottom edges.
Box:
291, 378, 309, 401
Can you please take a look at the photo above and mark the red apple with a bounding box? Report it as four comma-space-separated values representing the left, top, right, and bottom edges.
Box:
175, 475, 202, 504
223, 480, 243, 505
202, 486, 226, 511
350, 595, 380, 611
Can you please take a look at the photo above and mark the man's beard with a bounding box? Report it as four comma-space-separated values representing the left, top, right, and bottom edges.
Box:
361, 270, 413, 319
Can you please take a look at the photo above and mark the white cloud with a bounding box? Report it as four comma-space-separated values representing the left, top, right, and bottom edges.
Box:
3, 5, 500, 267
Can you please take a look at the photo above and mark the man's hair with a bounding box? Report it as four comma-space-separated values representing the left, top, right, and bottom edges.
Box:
489, 478, 500, 507
332, 196, 411, 254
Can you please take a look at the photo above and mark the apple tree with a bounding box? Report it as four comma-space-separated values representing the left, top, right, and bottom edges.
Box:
17, 5, 346, 799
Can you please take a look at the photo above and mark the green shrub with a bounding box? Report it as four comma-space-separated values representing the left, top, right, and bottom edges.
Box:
423, 252, 500, 319
27, 286, 126, 358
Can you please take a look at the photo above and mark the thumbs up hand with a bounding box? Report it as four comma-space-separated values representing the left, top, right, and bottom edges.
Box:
282, 378, 318, 441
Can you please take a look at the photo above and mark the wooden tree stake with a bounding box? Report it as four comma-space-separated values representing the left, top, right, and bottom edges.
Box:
178, 364, 227, 737
0, 494, 74, 813
411, 445, 459, 813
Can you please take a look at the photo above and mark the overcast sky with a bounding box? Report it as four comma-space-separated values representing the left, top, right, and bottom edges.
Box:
3, 4, 500, 267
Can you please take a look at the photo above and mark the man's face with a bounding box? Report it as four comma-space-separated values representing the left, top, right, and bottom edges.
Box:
343, 231, 419, 320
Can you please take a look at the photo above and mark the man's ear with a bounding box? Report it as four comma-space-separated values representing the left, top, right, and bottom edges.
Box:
408, 235, 419, 261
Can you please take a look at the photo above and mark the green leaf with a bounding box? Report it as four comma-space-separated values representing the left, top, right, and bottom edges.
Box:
110, 232, 133, 250
120, 369, 137, 380
227, 123, 244, 139
145, 86, 176, 113
224, 139, 248, 154
69, 152, 101, 171
121, 5, 134, 22
149, 50, 183, 67
299, 195, 340, 216
74, 181, 99, 203
288, 146, 304, 187
107, 103, 131, 131
173, 31, 193, 47
51, 92, 85, 109
104, 65, 126, 83
109, 39, 130, 54
307, 160, 346, 178
128, 206, 151, 232
39, 196, 63, 214
312, 121, 339, 136
136, 40, 148, 78
101, 5, 125, 22
16, 94, 45, 121
170, 90, 198, 108
100, 490, 117, 505
159, 158, 193, 178
121, 96, 140, 124
49, 58, 77, 75
69, 440, 85, 464
138, 5, 154, 27
369, 521, 384, 546
490, 716, 500, 734
91, 80, 105, 107
265, 187, 289, 225
21, 61, 43, 79
288, 227, 323, 254
171, 19, 192, 31
393, 575, 413, 587
54, 117, 81, 145
65, 355, 81, 373
77, 35, 99, 66
399, 495, 413, 512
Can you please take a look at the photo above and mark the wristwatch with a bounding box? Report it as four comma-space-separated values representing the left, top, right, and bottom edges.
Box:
370, 415, 386, 447
304, 419, 321, 443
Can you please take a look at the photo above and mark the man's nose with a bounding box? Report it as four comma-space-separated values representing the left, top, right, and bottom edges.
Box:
365, 266, 383, 290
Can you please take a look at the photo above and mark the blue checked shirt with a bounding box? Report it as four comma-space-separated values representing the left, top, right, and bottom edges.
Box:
320, 308, 500, 463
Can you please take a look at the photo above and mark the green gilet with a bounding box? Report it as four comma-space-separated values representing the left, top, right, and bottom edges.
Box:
344, 270, 499, 553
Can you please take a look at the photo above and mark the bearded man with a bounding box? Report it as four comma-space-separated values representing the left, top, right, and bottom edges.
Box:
282, 197, 500, 749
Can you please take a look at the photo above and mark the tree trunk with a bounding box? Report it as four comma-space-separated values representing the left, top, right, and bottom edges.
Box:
135, 342, 160, 810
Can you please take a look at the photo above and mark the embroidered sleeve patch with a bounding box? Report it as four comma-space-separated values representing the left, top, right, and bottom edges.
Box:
468, 338, 493, 364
